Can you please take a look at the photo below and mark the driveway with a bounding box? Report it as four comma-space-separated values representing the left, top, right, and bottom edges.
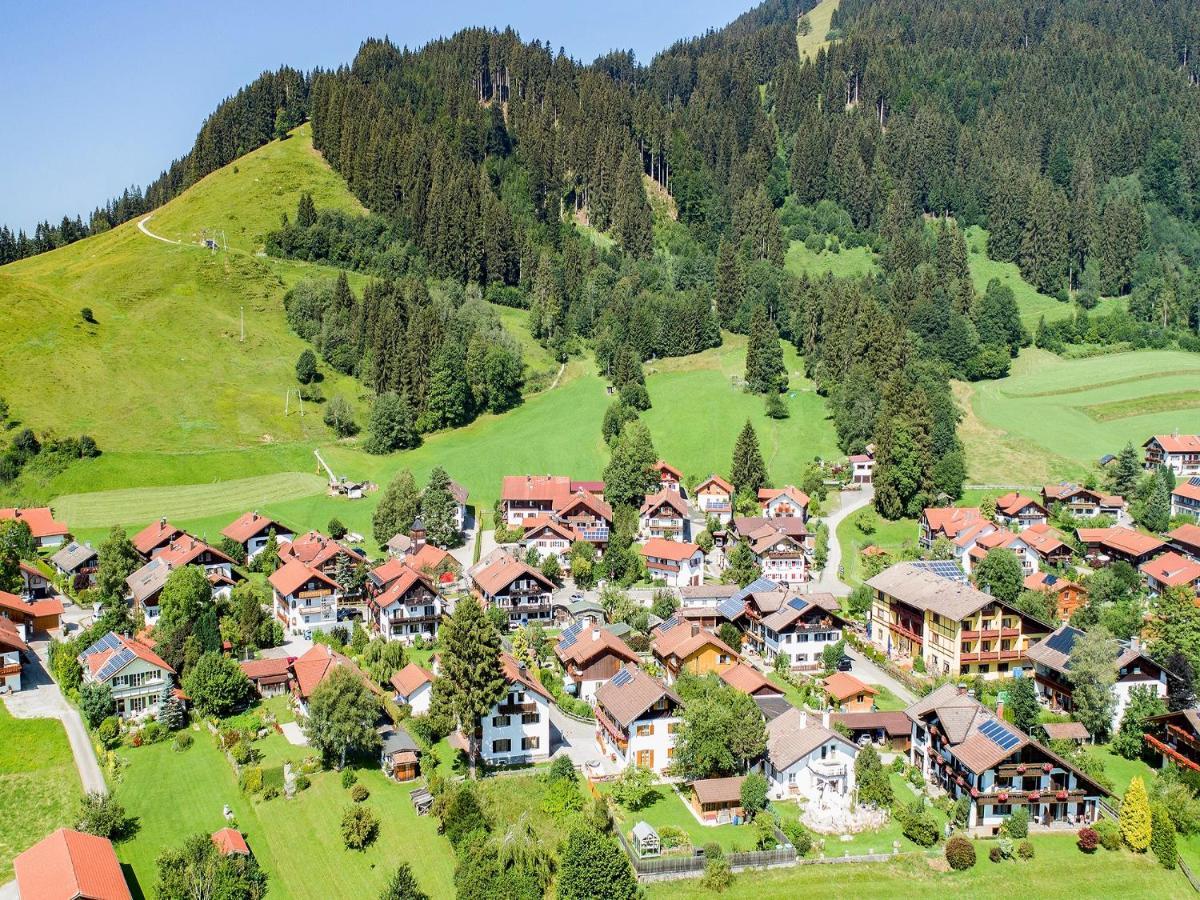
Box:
3, 645, 107, 795
845, 643, 916, 705
547, 705, 609, 772
810, 486, 874, 596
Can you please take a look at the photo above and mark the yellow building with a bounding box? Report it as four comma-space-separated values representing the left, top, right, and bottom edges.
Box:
867, 563, 1051, 680
650, 616, 739, 683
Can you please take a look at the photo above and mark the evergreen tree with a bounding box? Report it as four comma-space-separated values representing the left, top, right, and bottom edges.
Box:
1121, 777, 1152, 852
373, 469, 421, 548
365, 392, 419, 455
1069, 625, 1119, 740
95, 525, 142, 604
1007, 675, 1040, 735
724, 539, 760, 587
729, 420, 767, 495
420, 343, 471, 431
1019, 178, 1069, 294
1143, 476, 1171, 533
715, 238, 745, 327
744, 305, 786, 394
1150, 586, 1200, 681
379, 863, 429, 900
296, 192, 317, 228
437, 596, 505, 778
295, 349, 317, 384
1166, 651, 1196, 712
1108, 443, 1142, 498
602, 420, 658, 509
613, 144, 653, 259
1151, 802, 1178, 870
421, 467, 461, 548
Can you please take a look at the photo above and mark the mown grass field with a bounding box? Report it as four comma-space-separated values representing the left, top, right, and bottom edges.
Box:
112, 730, 454, 900
796, 0, 840, 61
0, 703, 82, 882
785, 239, 876, 279
962, 348, 1200, 486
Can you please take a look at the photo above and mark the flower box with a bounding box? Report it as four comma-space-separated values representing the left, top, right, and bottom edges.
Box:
1042, 763, 1053, 773
997, 792, 1009, 803
1055, 790, 1069, 801
1029, 791, 1041, 802
970, 787, 979, 798
1016, 763, 1027, 774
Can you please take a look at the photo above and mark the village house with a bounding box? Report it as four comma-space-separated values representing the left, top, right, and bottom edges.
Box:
18, 561, 53, 600
1023, 571, 1088, 621
379, 723, 422, 781
520, 516, 576, 568
649, 616, 738, 683
211, 827, 251, 857
50, 540, 98, 589
653, 459, 685, 495
849, 451, 874, 485
1026, 625, 1168, 733
639, 489, 690, 540
1142, 709, 1200, 773
471, 552, 555, 628
79, 631, 174, 719
907, 683, 1110, 832
830, 710, 912, 751
867, 562, 1051, 680
1041, 484, 1125, 519
220, 510, 294, 559
689, 776, 747, 825
390, 662, 435, 714
719, 662, 785, 700
594, 663, 683, 773
554, 620, 639, 703
920, 506, 982, 548
1173, 478, 1200, 521
269, 559, 340, 637
478, 652, 552, 766
1019, 523, 1074, 567
1168, 523, 1200, 561
288, 642, 382, 715
131, 517, 186, 559
125, 535, 237, 622
957, 526, 1037, 576
758, 707, 857, 803
1140, 551, 1200, 597
0, 618, 28, 692
716, 576, 789, 652
499, 474, 573, 525
823, 672, 877, 712
639, 538, 705, 588
0, 506, 69, 549
446, 478, 470, 534
365, 561, 442, 642
758, 486, 809, 521
693, 474, 734, 524
551, 491, 613, 547
678, 583, 739, 609
1076, 526, 1166, 568
732, 516, 811, 586
751, 592, 846, 672
278, 530, 367, 581
1144, 433, 1200, 476
0, 589, 63, 638
238, 657, 291, 698
993, 492, 1049, 530
15, 828, 132, 900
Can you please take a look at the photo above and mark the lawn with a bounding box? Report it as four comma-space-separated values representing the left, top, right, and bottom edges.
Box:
0, 702, 84, 882
834, 505, 918, 587
962, 348, 1200, 486
785, 239, 876, 280
1080, 743, 1154, 800
796, 0, 840, 61
112, 729, 454, 900
645, 833, 1185, 899
605, 783, 757, 854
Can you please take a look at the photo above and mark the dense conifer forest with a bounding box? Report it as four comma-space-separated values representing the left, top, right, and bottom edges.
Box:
5, 0, 1200, 518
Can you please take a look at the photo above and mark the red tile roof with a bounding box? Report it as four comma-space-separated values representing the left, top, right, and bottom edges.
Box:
0, 507, 68, 540
239, 656, 291, 684
289, 643, 377, 699
823, 672, 878, 702
368, 566, 437, 613
211, 827, 250, 856
1024, 571, 1082, 594
995, 492, 1046, 516
280, 531, 365, 569
651, 620, 737, 661
82, 633, 174, 677
1174, 481, 1200, 503
1077, 526, 1166, 558
1168, 523, 1200, 554
719, 663, 782, 696
472, 554, 554, 597
501, 474, 572, 505
639, 489, 688, 518
408, 543, 456, 573
554, 626, 638, 668
554, 491, 613, 522
640, 538, 701, 562
1147, 434, 1200, 454
0, 590, 64, 620
390, 662, 435, 697
14, 828, 131, 900
696, 474, 734, 495
156, 535, 234, 569
221, 511, 288, 543
131, 519, 184, 555
1140, 552, 1200, 589
653, 460, 684, 481
0, 616, 28, 653
757, 486, 810, 508
269, 559, 338, 597
1021, 523, 1069, 556
922, 507, 983, 539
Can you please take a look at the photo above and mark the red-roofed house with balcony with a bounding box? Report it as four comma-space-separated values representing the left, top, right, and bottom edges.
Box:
1041, 484, 1125, 519
554, 622, 639, 702
758, 486, 809, 521
471, 552, 555, 627
520, 516, 576, 567
278, 530, 366, 581
653, 460, 685, 495
920, 507, 983, 548
1024, 572, 1087, 621
552, 491, 613, 548
650, 616, 738, 683
1173, 478, 1200, 521
1169, 523, 1200, 561
993, 492, 1048, 530
269, 560, 339, 637
1077, 526, 1166, 567
640, 538, 705, 588
639, 489, 689, 540
1020, 523, 1074, 567
365, 562, 442, 642
958, 527, 1037, 576
288, 642, 382, 714
694, 474, 734, 524
221, 510, 294, 559
79, 632, 174, 719
1140, 551, 1200, 598
499, 475, 573, 526
478, 652, 552, 766
0, 506, 69, 549
131, 517, 186, 559
1144, 433, 1200, 476
0, 589, 63, 637
125, 535, 238, 622
15, 828, 132, 900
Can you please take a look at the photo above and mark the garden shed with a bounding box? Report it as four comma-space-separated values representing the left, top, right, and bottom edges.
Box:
631, 821, 660, 857
690, 775, 746, 824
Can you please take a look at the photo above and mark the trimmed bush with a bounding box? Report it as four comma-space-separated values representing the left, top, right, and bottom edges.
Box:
351, 784, 370, 803
239, 766, 263, 795
658, 825, 689, 849
781, 820, 813, 855
988, 846, 1003, 863
1000, 808, 1028, 839
341, 768, 357, 789
945, 835, 976, 870
173, 732, 193, 752
262, 785, 280, 801
294, 774, 311, 791
1077, 827, 1099, 853
97, 717, 120, 749
1017, 840, 1035, 860
1094, 818, 1121, 851
1151, 804, 1178, 870
701, 857, 732, 893
342, 804, 380, 850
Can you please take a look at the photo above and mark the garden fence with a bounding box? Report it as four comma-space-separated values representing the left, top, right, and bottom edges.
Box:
1180, 858, 1200, 894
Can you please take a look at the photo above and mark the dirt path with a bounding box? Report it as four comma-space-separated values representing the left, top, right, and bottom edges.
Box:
137, 214, 180, 245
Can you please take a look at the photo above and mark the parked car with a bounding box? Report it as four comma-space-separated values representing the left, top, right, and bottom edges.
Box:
836, 655, 853, 672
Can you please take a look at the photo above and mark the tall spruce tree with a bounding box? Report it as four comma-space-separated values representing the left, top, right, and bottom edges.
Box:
602, 420, 658, 509
365, 392, 419, 455
437, 596, 505, 778
421, 467, 461, 548
729, 420, 768, 495
744, 305, 786, 394
373, 469, 421, 548
715, 238, 744, 327
612, 144, 653, 259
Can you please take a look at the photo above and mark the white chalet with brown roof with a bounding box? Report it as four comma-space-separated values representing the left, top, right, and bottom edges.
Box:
993, 492, 1048, 530
1041, 484, 1125, 519
594, 663, 683, 773
79, 632, 174, 719
365, 558, 442, 642
734, 516, 811, 586
639, 489, 689, 540
640, 538, 704, 588
472, 553, 555, 627
131, 518, 186, 559
554, 621, 639, 702
220, 511, 294, 559
125, 535, 237, 622
694, 474, 734, 524
269, 560, 340, 637
758, 486, 809, 521
390, 662, 435, 714
479, 653, 552, 765
653, 460, 685, 495
1144, 433, 1200, 476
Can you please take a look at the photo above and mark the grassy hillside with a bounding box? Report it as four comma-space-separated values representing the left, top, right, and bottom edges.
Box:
797, 0, 840, 61
960, 348, 1200, 485
785, 239, 876, 279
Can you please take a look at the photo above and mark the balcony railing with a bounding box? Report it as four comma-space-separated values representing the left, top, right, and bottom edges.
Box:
1145, 733, 1200, 772
960, 649, 1022, 663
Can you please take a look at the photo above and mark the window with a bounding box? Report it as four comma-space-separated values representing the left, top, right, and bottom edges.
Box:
994, 804, 1012, 816
979, 664, 989, 673
787, 771, 796, 784
820, 745, 828, 759
668, 721, 681, 734
998, 663, 1009, 673
491, 739, 511, 753
636, 723, 653, 737
522, 736, 540, 751
521, 712, 540, 725
492, 715, 511, 728
719, 654, 730, 664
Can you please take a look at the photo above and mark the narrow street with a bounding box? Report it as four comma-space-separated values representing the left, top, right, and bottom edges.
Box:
844, 643, 916, 705
810, 486, 874, 596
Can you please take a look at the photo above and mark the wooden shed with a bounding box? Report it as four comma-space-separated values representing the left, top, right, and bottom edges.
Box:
689, 776, 746, 825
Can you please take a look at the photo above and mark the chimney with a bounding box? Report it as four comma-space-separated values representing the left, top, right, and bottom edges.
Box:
995, 699, 1004, 720
821, 709, 830, 728
691, 624, 699, 637
592, 628, 601, 642
160, 516, 167, 528
957, 684, 967, 696
799, 710, 808, 729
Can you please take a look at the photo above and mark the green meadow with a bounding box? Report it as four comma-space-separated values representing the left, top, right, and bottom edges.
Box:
785, 239, 877, 280
796, 0, 840, 61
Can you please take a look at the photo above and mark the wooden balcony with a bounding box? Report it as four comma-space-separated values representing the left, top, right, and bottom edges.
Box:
960, 627, 1020, 640
960, 649, 1022, 664
0, 663, 21, 677
1145, 733, 1200, 772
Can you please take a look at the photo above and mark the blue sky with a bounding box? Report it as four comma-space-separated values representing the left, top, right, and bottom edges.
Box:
0, 0, 752, 233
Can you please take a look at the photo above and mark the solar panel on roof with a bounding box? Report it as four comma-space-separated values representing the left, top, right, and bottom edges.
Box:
787, 597, 809, 612
717, 597, 745, 620
1044, 574, 1058, 586
733, 576, 778, 604
1045, 627, 1080, 657
83, 632, 122, 658
908, 560, 967, 583
94, 647, 136, 682
660, 615, 681, 632
611, 667, 633, 687
1189, 476, 1200, 488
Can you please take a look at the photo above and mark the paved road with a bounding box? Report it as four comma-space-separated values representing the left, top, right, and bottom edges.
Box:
810, 486, 875, 596
845, 643, 916, 705
3, 648, 107, 794
547, 704, 606, 770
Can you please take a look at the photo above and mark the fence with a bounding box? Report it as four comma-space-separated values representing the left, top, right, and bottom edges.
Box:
1181, 858, 1200, 894
614, 820, 799, 880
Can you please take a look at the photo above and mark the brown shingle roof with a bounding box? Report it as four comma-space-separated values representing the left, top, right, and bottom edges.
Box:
390, 662, 435, 697
221, 510, 288, 544
472, 554, 554, 597
1041, 722, 1090, 741
500, 651, 553, 701
691, 776, 745, 805
720, 663, 782, 696
554, 626, 638, 668
766, 707, 855, 770
594, 663, 680, 727
866, 562, 998, 620
829, 710, 910, 737
639, 489, 688, 518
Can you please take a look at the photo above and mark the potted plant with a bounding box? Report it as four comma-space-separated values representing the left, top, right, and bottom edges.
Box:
1016, 763, 1027, 774
1055, 789, 1069, 801
997, 791, 1009, 803
1029, 790, 1041, 802
970, 786, 979, 798
1042, 763, 1052, 773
